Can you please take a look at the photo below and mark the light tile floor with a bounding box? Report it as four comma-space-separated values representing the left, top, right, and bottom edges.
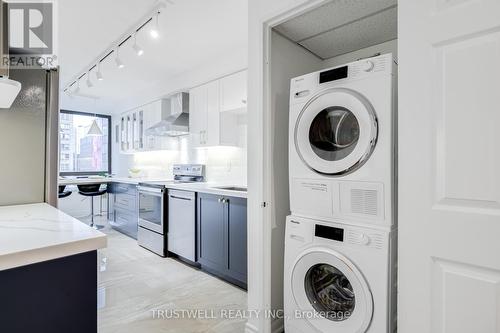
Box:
81, 215, 247, 333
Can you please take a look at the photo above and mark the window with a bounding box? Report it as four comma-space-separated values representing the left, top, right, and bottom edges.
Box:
59, 110, 111, 176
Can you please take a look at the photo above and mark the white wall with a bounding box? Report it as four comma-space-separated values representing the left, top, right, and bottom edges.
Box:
247, 2, 325, 333
268, 30, 322, 329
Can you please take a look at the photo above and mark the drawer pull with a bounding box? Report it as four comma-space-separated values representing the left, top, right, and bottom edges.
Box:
170, 195, 192, 201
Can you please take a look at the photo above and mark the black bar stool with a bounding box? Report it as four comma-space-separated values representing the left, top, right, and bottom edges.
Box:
58, 185, 72, 199
77, 184, 107, 230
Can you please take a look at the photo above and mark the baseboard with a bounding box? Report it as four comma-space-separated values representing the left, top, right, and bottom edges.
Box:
245, 322, 259, 333
272, 318, 284, 333
244, 316, 283, 333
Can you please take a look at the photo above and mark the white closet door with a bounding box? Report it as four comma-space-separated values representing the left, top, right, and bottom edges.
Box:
399, 0, 500, 332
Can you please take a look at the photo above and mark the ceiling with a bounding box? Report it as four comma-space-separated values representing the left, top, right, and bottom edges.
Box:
57, 0, 248, 114
274, 0, 397, 60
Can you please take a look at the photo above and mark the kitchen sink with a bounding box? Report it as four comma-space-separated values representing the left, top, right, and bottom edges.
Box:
213, 186, 247, 192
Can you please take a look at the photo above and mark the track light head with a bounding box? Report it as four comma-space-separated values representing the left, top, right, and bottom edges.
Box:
133, 44, 144, 56
115, 57, 125, 69
96, 62, 104, 81
133, 33, 144, 56
115, 47, 125, 69
150, 12, 160, 39
86, 72, 93, 88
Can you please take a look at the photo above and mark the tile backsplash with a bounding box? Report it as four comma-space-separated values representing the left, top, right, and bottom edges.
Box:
112, 125, 247, 186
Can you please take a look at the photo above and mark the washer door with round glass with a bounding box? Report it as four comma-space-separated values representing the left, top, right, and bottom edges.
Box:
294, 88, 378, 175
291, 248, 373, 332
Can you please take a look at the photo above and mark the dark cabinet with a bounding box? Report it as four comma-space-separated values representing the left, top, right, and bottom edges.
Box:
197, 193, 227, 271
108, 183, 138, 239
197, 192, 247, 289
227, 196, 248, 284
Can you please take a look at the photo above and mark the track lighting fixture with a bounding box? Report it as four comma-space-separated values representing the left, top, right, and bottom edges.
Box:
115, 47, 125, 69
132, 32, 144, 56
150, 12, 160, 39
65, 2, 171, 93
96, 62, 103, 81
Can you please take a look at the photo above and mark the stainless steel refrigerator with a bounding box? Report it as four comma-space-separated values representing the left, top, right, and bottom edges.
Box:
0, 68, 59, 206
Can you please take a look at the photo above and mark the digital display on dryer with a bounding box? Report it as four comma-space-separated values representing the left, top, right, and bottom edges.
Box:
315, 224, 344, 242
319, 66, 348, 84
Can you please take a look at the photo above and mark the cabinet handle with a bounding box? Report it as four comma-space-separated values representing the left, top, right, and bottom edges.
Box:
242, 99, 247, 105
170, 195, 192, 201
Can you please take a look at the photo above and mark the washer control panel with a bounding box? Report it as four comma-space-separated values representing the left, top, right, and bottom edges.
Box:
286, 216, 388, 251
345, 229, 384, 249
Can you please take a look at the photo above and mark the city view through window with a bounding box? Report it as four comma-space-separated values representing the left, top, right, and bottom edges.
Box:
59, 111, 110, 175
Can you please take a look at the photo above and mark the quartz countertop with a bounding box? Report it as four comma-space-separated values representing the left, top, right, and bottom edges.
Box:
58, 176, 172, 186
59, 177, 248, 199
0, 203, 107, 271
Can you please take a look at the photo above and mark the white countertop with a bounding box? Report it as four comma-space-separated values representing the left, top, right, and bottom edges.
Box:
58, 176, 172, 186
59, 177, 248, 198
0, 203, 107, 271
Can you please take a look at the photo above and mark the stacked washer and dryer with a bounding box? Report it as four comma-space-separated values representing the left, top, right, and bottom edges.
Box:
284, 53, 397, 333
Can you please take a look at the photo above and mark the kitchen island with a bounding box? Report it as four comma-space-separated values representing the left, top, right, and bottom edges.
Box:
0, 203, 107, 333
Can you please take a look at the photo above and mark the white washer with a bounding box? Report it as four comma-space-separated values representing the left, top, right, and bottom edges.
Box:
289, 54, 397, 229
284, 215, 397, 333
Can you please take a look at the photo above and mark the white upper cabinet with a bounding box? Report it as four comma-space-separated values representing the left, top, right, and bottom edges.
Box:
205, 80, 221, 147
189, 71, 246, 147
220, 70, 247, 112
142, 100, 166, 151
189, 85, 209, 147
118, 99, 169, 153
116, 71, 247, 153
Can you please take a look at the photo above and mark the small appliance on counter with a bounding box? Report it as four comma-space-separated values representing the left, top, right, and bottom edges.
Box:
137, 164, 205, 256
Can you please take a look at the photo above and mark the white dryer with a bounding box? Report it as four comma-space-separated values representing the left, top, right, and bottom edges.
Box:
284, 215, 397, 333
289, 54, 397, 229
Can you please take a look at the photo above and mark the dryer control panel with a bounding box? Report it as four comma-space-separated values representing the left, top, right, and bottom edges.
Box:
290, 53, 395, 106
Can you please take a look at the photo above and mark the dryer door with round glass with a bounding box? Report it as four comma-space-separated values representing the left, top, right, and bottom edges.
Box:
291, 249, 373, 332
295, 88, 378, 175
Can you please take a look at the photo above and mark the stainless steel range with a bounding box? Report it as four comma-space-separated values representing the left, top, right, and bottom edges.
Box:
137, 164, 205, 256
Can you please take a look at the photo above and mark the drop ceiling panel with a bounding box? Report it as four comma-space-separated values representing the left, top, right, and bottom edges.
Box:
299, 6, 397, 59
274, 0, 397, 42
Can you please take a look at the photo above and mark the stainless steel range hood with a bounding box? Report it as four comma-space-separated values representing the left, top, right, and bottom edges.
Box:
146, 92, 190, 137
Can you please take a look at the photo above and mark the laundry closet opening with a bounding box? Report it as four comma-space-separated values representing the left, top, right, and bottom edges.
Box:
262, 0, 398, 330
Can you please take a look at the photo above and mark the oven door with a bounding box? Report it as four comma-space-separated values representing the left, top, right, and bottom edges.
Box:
137, 186, 164, 234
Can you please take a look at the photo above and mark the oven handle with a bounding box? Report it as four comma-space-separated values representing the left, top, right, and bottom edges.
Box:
137, 186, 164, 195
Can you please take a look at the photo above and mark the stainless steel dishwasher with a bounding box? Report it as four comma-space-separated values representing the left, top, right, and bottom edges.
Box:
167, 190, 196, 262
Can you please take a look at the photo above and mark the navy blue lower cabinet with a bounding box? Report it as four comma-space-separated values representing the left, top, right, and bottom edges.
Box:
227, 196, 248, 285
108, 182, 138, 239
0, 251, 98, 333
197, 192, 247, 289
197, 192, 228, 272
